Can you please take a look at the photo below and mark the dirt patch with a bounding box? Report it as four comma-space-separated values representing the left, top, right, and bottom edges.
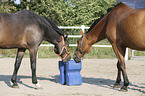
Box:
0, 58, 144, 96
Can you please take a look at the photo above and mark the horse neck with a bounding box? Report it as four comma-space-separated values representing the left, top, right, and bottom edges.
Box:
86, 15, 108, 45
43, 30, 62, 45
41, 17, 63, 45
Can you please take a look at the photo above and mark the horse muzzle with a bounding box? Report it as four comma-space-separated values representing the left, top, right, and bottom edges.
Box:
62, 54, 71, 62
73, 52, 81, 63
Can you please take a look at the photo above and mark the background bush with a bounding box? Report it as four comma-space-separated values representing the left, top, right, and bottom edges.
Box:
0, 0, 116, 26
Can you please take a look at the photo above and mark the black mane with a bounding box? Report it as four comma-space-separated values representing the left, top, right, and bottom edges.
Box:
17, 9, 64, 36
86, 2, 123, 33
42, 16, 64, 36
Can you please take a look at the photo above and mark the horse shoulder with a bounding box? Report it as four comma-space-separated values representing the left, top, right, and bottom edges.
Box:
105, 11, 118, 44
24, 25, 44, 47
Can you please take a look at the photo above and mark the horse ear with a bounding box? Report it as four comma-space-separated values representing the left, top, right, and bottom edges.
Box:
80, 30, 84, 36
64, 35, 68, 41
64, 35, 68, 39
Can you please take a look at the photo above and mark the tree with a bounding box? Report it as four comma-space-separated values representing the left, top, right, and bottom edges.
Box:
0, 0, 116, 26
30, 0, 116, 26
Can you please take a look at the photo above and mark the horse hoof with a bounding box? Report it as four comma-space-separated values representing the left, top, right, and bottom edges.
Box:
35, 83, 43, 90
120, 86, 128, 92
120, 88, 128, 92
12, 84, 19, 88
113, 83, 121, 88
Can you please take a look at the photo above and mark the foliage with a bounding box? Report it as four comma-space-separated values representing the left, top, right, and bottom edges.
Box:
0, 0, 116, 26
31, 0, 116, 26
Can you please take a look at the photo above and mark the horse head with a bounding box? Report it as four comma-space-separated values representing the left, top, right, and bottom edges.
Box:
73, 30, 92, 63
54, 35, 71, 62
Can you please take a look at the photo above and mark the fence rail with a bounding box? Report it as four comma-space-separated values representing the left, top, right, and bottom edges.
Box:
40, 25, 129, 60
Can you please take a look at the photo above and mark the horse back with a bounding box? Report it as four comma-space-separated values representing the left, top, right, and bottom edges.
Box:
0, 10, 43, 49
107, 3, 145, 50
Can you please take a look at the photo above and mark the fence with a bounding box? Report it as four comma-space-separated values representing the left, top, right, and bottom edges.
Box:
131, 50, 145, 58
40, 25, 129, 61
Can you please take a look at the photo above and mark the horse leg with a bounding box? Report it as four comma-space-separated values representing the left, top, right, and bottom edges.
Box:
113, 61, 121, 88
11, 48, 26, 88
112, 44, 129, 91
29, 46, 42, 89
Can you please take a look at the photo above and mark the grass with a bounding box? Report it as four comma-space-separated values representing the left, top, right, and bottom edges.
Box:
0, 29, 145, 59
0, 46, 116, 59
0, 39, 116, 59
0, 43, 145, 59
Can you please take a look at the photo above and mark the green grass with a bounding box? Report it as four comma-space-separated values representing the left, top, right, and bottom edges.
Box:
0, 46, 116, 59
0, 39, 116, 59
0, 29, 145, 59
132, 51, 145, 57
0, 44, 145, 59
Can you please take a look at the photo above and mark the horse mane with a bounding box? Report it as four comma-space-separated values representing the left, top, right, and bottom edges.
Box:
34, 12, 64, 36
18, 9, 64, 36
86, 2, 124, 34
42, 16, 64, 36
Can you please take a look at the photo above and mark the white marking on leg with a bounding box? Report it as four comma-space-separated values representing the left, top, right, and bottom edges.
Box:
35, 83, 42, 89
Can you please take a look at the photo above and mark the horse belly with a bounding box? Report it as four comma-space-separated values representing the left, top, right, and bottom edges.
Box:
121, 32, 145, 51
0, 40, 27, 49
117, 14, 145, 51
126, 42, 145, 51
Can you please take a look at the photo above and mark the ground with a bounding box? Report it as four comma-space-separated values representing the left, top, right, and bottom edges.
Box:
0, 58, 144, 96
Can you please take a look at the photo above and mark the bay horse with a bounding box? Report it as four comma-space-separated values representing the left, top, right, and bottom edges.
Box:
73, 3, 145, 91
0, 9, 71, 89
